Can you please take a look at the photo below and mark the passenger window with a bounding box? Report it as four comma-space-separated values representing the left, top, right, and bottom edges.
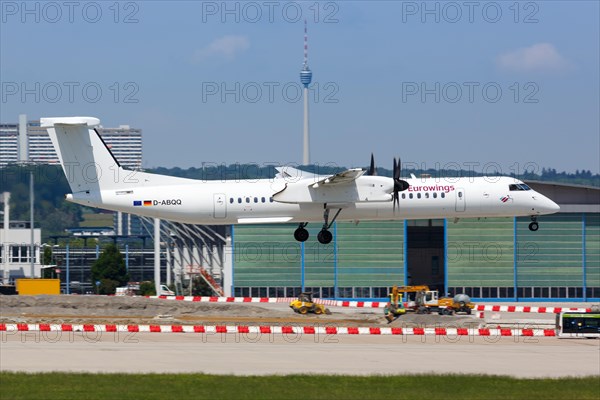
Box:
402, 193, 406, 199
246, 197, 250, 203
238, 198, 242, 204
254, 197, 258, 203
229, 198, 234, 204
433, 193, 437, 199
458, 192, 463, 198
409, 193, 413, 199
269, 197, 274, 203
441, 193, 445, 198
261, 197, 266, 203
417, 193, 421, 199
425, 193, 429, 198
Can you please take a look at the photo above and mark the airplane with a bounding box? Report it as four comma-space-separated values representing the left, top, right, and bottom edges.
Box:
41, 116, 560, 244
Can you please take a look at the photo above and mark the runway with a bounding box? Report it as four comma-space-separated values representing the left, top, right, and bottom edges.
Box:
1, 331, 598, 377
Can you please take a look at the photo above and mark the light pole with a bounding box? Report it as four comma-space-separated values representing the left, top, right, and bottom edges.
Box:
65, 243, 70, 294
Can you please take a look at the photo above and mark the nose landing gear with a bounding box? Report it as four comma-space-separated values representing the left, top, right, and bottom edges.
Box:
528, 216, 539, 231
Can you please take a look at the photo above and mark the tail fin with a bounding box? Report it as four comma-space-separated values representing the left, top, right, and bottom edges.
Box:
41, 117, 125, 195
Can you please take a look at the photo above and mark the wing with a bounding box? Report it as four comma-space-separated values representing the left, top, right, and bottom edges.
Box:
310, 168, 365, 188
273, 170, 392, 204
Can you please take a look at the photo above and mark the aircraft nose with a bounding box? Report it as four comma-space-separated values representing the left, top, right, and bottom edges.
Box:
535, 195, 560, 214
548, 199, 560, 213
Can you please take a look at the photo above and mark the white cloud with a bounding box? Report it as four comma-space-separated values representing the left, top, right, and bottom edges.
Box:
496, 43, 570, 72
193, 35, 250, 63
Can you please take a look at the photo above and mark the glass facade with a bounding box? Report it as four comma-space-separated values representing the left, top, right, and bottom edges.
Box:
516, 214, 583, 288
585, 214, 600, 298
447, 217, 514, 297
232, 221, 405, 298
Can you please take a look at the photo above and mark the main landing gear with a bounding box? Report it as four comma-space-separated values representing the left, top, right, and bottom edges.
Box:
528, 216, 539, 231
317, 205, 342, 244
293, 204, 343, 245
294, 223, 309, 242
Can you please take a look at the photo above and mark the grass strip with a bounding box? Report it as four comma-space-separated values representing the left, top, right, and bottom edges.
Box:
0, 372, 598, 400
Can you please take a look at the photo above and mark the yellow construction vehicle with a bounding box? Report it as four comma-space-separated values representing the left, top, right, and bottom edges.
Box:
290, 292, 331, 315
384, 285, 406, 323
394, 285, 475, 315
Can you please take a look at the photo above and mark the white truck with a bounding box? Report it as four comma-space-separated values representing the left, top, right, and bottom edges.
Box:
115, 283, 175, 296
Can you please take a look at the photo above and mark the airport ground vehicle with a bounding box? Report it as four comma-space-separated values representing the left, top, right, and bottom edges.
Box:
290, 292, 331, 315
394, 285, 475, 315
557, 311, 600, 338
384, 285, 406, 322
116, 283, 175, 296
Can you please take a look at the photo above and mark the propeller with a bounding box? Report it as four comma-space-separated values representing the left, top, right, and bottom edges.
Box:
365, 154, 409, 212
393, 157, 410, 212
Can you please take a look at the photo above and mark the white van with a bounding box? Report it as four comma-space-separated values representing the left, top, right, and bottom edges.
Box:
159, 284, 175, 296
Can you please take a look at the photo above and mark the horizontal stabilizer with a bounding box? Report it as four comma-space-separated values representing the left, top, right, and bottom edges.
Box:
40, 117, 100, 127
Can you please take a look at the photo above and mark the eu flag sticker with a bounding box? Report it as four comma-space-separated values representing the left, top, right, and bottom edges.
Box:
133, 200, 142, 206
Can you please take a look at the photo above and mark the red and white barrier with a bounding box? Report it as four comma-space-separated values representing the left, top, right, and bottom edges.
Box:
473, 305, 592, 314
0, 323, 556, 337
147, 296, 592, 314
148, 295, 279, 304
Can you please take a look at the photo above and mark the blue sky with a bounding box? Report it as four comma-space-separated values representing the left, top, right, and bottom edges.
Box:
1, 1, 599, 174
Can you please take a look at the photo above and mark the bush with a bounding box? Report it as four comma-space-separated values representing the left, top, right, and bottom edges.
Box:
139, 281, 156, 296
99, 279, 120, 295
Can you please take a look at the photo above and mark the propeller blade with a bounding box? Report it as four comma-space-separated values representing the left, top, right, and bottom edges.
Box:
368, 153, 376, 176
397, 157, 401, 180
391, 157, 410, 213
392, 158, 399, 213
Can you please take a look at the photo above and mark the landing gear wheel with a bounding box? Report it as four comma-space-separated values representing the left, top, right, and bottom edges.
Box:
294, 227, 309, 242
317, 229, 333, 244
528, 222, 539, 231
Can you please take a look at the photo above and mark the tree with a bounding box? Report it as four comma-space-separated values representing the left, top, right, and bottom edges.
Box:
91, 244, 129, 294
41, 246, 53, 279
42, 246, 53, 266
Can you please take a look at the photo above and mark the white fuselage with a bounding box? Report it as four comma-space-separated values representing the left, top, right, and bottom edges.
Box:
66, 175, 560, 225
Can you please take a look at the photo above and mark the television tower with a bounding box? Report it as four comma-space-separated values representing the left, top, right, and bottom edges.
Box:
300, 20, 313, 165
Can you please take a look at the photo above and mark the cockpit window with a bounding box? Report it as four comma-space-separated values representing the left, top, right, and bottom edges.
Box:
509, 184, 532, 191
